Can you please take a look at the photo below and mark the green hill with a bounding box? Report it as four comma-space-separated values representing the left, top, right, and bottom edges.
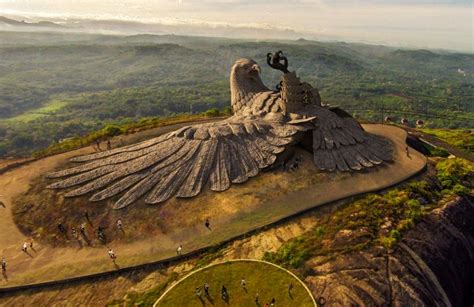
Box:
0, 31, 472, 157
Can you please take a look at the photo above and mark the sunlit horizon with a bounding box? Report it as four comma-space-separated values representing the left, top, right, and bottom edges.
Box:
0, 0, 472, 52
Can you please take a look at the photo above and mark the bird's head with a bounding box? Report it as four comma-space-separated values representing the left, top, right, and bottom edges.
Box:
231, 58, 263, 84
230, 58, 269, 114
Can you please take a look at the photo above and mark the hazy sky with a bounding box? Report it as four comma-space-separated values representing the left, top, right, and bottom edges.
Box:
0, 0, 472, 51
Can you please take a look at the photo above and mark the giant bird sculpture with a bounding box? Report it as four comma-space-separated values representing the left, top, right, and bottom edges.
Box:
47, 52, 393, 209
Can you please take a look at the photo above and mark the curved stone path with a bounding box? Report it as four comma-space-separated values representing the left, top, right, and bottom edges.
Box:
0, 123, 426, 289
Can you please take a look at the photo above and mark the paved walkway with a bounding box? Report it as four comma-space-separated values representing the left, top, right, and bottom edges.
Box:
0, 124, 426, 288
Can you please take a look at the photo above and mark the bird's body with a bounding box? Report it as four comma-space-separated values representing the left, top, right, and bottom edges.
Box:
47, 56, 393, 209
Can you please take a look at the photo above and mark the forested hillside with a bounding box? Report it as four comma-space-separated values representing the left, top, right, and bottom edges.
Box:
0, 32, 472, 157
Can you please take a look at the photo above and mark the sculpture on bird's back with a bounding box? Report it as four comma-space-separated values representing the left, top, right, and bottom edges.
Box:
47, 51, 394, 209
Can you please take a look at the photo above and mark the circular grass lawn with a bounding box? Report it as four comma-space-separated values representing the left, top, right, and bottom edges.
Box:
155, 260, 316, 306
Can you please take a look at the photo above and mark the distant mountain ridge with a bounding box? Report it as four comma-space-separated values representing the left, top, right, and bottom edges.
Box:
0, 30, 471, 158
0, 15, 300, 40
0, 16, 64, 29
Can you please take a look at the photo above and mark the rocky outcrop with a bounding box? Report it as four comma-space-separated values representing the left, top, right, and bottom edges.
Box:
306, 195, 474, 306
390, 196, 474, 307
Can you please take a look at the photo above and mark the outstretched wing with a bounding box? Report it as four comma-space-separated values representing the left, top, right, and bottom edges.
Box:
47, 118, 303, 209
309, 106, 393, 172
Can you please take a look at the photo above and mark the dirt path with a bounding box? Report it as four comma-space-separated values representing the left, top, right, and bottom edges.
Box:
405, 127, 473, 162
0, 124, 426, 288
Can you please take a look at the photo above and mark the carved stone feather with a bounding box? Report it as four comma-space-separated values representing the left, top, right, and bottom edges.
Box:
47, 56, 393, 208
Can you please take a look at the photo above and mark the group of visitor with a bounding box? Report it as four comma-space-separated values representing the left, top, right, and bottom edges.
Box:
94, 139, 112, 152
194, 277, 280, 306
0, 209, 213, 281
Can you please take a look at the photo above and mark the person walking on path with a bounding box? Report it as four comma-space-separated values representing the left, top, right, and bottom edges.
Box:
108, 248, 117, 263
80, 223, 86, 236
84, 211, 92, 225
0, 195, 5, 208
270, 298, 275, 306
221, 285, 228, 300
22, 242, 28, 253
255, 293, 260, 304
405, 146, 410, 158
176, 244, 183, 256
240, 278, 247, 290
195, 287, 202, 298
57, 223, 67, 234
205, 218, 211, 230
107, 139, 112, 151
97, 226, 106, 243
204, 283, 210, 296
1, 257, 6, 273
1, 256, 6, 281
116, 219, 123, 231
95, 139, 101, 152
79, 223, 91, 245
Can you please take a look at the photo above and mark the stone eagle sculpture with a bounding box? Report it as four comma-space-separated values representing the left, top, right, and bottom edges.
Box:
47, 51, 393, 209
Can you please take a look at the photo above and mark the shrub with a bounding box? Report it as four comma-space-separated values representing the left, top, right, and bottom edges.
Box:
0, 142, 7, 156
263, 240, 309, 269
103, 125, 124, 137
397, 219, 414, 232
204, 108, 220, 117
380, 235, 397, 249
436, 158, 473, 189
223, 106, 234, 115
405, 199, 422, 221
314, 226, 326, 236
443, 183, 470, 196
407, 181, 436, 202
427, 145, 450, 157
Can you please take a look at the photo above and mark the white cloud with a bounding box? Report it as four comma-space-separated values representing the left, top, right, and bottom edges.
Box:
0, 0, 471, 51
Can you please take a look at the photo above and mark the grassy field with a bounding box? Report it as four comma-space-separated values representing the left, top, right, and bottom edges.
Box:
156, 261, 315, 307
1, 98, 69, 123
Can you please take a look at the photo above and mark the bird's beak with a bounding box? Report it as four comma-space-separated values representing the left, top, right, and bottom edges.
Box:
251, 64, 261, 74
